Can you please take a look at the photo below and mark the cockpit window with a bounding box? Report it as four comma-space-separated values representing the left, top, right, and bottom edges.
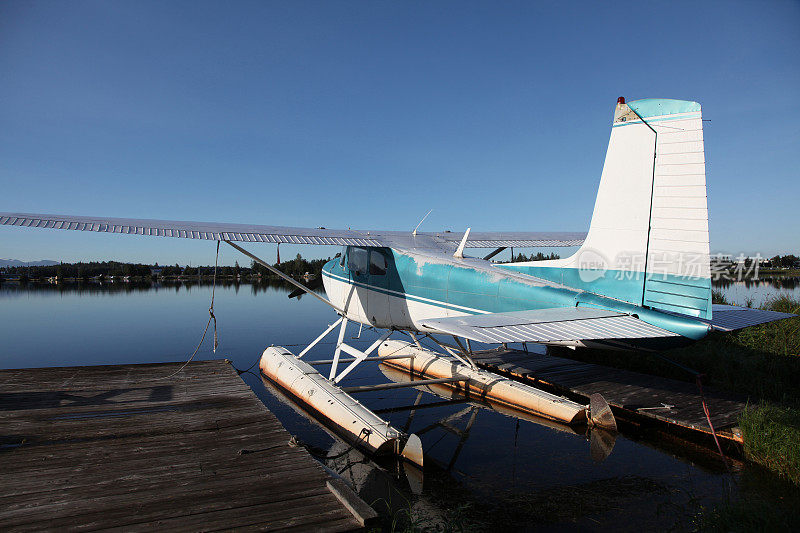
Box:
339, 246, 347, 267
369, 251, 387, 276
347, 247, 368, 275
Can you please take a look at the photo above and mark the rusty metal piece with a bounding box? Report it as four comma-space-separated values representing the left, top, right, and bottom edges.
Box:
589, 393, 617, 432
401, 434, 424, 468
590, 428, 617, 462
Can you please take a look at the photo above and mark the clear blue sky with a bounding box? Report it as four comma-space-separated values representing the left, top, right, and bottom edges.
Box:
1, 1, 798, 266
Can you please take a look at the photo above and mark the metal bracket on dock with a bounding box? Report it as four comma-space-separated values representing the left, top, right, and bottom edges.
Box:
637, 403, 675, 411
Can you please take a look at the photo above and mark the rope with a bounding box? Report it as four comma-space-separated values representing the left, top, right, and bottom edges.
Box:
652, 352, 730, 468
236, 355, 261, 375
696, 373, 730, 468
291, 428, 373, 461
159, 240, 220, 380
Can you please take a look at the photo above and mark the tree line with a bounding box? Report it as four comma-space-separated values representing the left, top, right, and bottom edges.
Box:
496, 252, 560, 263
766, 255, 799, 269
0, 255, 334, 282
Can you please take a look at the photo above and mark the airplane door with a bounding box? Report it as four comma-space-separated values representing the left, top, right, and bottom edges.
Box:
346, 246, 369, 323
367, 249, 391, 328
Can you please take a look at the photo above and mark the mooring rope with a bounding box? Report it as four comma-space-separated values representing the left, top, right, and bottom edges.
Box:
695, 373, 730, 468
159, 240, 220, 380
290, 428, 372, 463
652, 352, 730, 469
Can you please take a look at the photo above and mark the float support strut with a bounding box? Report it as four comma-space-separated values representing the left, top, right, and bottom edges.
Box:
329, 317, 350, 379
298, 317, 343, 359
333, 329, 393, 383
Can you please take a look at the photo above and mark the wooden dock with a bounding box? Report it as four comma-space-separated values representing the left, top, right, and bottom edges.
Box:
0, 360, 374, 532
470, 348, 747, 445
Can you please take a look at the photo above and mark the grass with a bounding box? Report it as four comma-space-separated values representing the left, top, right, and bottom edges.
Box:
739, 403, 800, 486
718, 295, 800, 487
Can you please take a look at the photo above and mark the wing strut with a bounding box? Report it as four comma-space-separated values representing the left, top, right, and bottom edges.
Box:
224, 240, 344, 314
483, 247, 507, 261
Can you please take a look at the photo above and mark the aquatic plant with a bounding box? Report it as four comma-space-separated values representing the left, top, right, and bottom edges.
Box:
711, 289, 729, 305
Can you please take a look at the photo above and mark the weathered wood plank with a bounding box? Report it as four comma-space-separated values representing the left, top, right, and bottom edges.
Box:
473, 348, 747, 437
117, 495, 355, 533
0, 445, 322, 501
0, 360, 362, 532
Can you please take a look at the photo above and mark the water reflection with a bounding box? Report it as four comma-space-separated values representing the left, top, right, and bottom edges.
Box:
0, 278, 304, 296
379, 364, 616, 463
5, 275, 796, 306
712, 277, 800, 307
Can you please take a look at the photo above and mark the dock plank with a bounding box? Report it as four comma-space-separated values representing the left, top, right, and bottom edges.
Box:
0, 360, 364, 531
471, 348, 747, 441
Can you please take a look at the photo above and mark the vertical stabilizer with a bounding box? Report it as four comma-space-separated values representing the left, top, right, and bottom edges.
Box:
631, 99, 710, 319
503, 97, 711, 319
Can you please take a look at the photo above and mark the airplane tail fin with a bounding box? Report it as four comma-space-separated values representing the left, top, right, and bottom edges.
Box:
509, 98, 711, 319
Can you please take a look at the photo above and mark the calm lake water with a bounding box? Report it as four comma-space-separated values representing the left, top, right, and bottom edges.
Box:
713, 277, 800, 307
2, 280, 798, 531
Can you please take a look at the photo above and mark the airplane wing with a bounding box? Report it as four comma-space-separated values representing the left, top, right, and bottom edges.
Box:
420, 308, 679, 344
704, 304, 795, 332
433, 230, 586, 248
0, 212, 585, 249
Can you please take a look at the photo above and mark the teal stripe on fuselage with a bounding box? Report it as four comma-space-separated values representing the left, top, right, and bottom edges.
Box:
323, 269, 489, 315
388, 250, 580, 314
496, 264, 712, 320
323, 248, 711, 342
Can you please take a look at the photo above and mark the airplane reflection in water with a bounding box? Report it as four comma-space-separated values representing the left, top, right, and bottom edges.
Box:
257, 354, 616, 482
258, 362, 618, 528
378, 364, 618, 465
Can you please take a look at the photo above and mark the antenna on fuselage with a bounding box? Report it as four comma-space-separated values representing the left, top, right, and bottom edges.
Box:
412, 209, 433, 236
453, 227, 471, 258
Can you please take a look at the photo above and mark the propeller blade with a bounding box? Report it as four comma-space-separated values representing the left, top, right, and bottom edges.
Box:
288, 276, 323, 299
288, 287, 306, 299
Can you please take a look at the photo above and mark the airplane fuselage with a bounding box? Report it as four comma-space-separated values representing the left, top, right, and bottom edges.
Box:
322, 246, 710, 351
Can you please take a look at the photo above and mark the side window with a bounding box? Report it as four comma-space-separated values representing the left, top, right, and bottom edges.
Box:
369, 250, 387, 276
339, 246, 347, 267
347, 247, 368, 275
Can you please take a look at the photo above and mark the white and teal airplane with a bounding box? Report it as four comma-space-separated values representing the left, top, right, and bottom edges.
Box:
1, 97, 793, 355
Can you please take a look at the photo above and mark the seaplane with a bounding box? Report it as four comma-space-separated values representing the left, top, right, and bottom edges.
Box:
2, 97, 793, 466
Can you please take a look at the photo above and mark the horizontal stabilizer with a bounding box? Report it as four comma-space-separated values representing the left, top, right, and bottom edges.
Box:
420, 307, 678, 344
704, 304, 795, 332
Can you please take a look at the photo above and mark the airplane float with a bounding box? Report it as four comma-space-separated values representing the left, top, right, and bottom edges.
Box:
2, 97, 793, 466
